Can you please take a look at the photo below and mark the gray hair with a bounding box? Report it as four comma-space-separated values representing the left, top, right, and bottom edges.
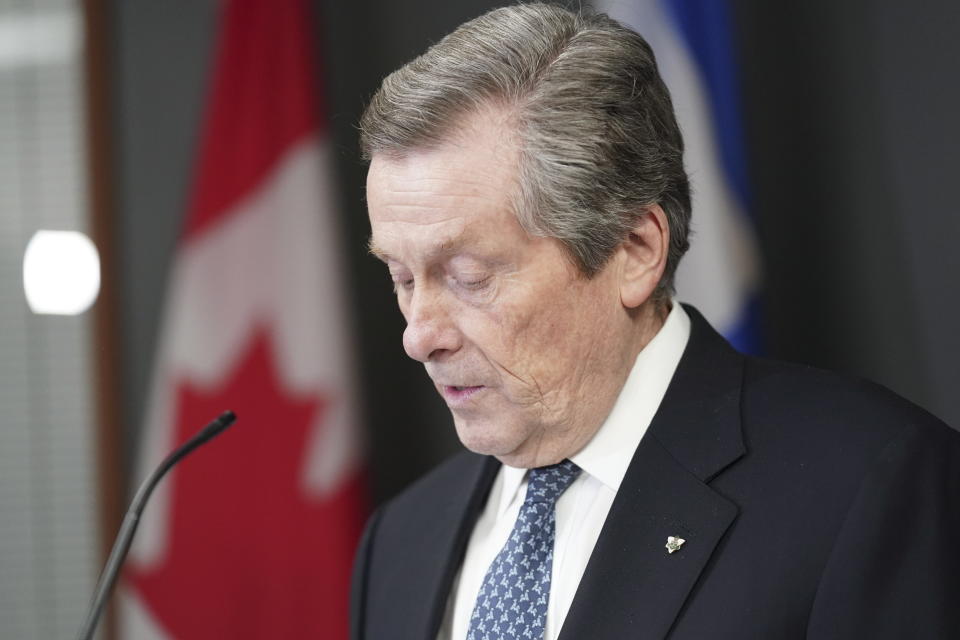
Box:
360, 3, 690, 301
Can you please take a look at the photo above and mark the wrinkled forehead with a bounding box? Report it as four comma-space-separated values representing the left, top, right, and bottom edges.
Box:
367, 110, 521, 224
364, 135, 535, 272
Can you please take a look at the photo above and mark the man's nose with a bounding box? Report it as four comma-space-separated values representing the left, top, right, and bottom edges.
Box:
402, 289, 461, 363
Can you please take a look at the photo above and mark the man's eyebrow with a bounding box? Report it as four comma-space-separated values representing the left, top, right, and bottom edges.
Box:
367, 238, 390, 263
366, 236, 472, 264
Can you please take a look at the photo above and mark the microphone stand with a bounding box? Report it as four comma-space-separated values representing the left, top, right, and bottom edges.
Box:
76, 410, 237, 640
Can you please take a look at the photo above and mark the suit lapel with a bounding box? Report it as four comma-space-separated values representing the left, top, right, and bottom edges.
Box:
559, 306, 746, 640
416, 453, 500, 640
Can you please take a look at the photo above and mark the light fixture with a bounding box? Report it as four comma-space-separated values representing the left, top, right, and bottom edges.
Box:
23, 230, 101, 315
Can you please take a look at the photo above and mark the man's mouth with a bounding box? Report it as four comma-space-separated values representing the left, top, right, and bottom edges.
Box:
441, 385, 485, 404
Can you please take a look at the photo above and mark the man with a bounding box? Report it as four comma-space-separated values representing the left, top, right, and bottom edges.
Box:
351, 5, 960, 639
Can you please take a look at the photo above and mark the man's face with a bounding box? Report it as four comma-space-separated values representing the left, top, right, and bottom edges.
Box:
366, 109, 634, 468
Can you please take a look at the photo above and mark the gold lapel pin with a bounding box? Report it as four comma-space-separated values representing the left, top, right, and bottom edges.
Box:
665, 536, 686, 554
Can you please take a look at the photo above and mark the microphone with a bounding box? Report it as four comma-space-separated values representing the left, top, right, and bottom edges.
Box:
76, 410, 238, 640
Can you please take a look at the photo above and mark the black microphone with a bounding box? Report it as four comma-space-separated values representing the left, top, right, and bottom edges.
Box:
76, 410, 238, 640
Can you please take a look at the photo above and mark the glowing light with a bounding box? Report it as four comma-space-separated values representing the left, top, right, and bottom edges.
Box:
23, 230, 100, 315
0, 9, 80, 70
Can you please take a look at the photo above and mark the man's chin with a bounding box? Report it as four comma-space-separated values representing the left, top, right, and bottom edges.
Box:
453, 417, 525, 460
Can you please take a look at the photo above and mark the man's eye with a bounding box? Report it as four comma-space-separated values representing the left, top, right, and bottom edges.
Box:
458, 276, 491, 291
392, 277, 414, 293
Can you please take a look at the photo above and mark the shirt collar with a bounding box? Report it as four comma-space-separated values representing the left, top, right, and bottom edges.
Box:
496, 303, 691, 515
497, 465, 528, 517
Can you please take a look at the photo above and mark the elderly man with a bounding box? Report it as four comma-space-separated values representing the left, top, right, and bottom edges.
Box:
351, 5, 960, 640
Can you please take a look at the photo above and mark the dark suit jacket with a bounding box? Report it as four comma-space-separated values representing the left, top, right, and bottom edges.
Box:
351, 307, 960, 639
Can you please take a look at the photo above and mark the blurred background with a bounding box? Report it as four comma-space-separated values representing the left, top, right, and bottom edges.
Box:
1, 0, 957, 637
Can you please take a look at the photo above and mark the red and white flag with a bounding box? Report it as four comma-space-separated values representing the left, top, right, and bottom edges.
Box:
120, 0, 366, 637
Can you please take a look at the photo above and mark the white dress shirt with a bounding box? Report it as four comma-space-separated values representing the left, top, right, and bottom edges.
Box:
437, 303, 691, 640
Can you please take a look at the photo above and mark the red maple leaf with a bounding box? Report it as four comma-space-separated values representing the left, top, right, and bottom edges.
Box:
128, 330, 367, 638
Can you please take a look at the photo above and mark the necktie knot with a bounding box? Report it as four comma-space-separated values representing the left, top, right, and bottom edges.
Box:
524, 459, 580, 506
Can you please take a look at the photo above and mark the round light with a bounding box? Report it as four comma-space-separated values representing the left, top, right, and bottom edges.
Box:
23, 230, 101, 315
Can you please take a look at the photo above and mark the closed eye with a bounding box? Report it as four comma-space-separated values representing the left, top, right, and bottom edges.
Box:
458, 276, 491, 291
388, 268, 414, 293
392, 277, 414, 293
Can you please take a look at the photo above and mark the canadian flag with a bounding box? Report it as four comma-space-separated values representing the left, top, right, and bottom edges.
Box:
119, 0, 366, 638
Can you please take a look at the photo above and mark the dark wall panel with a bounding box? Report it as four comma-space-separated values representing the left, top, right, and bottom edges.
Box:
734, 1, 959, 425
873, 1, 960, 424
113, 0, 217, 480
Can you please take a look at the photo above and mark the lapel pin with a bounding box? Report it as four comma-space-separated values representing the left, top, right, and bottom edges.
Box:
665, 536, 686, 554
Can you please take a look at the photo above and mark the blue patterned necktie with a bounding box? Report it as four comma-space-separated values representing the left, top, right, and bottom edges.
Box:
467, 459, 581, 640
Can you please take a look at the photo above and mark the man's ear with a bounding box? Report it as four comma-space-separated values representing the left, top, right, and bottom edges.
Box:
619, 204, 669, 309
